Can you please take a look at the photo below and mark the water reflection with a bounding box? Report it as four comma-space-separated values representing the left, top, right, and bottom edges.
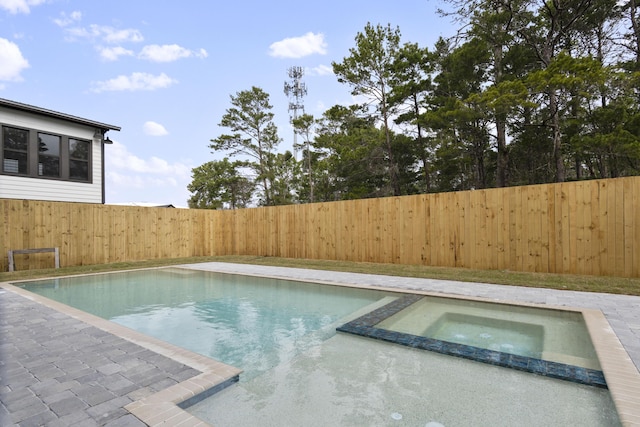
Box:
21, 268, 392, 380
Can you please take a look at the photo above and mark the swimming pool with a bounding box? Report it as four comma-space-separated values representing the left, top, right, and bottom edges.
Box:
19, 268, 394, 381
17, 266, 623, 426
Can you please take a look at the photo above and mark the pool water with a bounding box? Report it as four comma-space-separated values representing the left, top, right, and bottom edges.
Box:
376, 296, 601, 370
18, 267, 621, 426
423, 312, 544, 358
188, 334, 620, 427
20, 268, 394, 380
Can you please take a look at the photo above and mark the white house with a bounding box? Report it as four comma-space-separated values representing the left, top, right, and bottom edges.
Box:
0, 98, 120, 204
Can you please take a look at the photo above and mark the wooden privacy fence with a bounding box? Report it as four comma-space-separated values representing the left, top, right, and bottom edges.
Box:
1, 176, 639, 277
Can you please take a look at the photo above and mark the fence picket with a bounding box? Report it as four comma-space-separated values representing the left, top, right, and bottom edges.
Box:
2, 177, 639, 277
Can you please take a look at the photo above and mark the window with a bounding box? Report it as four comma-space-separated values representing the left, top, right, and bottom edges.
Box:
2, 127, 28, 174
38, 133, 60, 177
1, 125, 92, 182
69, 138, 90, 181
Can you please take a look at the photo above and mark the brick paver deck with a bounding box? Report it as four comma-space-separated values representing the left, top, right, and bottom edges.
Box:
2, 263, 639, 426
0, 289, 201, 426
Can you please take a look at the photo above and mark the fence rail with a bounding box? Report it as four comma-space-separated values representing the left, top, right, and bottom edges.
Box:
2, 177, 639, 277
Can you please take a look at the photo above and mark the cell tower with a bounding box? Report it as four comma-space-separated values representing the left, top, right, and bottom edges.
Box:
283, 66, 307, 159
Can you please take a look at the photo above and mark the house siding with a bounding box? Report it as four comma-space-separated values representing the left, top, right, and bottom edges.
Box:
0, 106, 105, 204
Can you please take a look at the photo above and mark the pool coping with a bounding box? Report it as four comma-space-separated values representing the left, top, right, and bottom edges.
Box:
2, 282, 242, 427
4, 265, 640, 426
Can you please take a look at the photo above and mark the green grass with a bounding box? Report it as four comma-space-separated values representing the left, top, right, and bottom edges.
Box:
2, 255, 639, 296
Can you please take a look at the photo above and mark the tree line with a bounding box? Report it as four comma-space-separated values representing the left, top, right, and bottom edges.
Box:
188, 0, 640, 209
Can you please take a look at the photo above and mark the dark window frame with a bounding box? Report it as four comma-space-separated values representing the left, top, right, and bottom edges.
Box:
2, 126, 29, 175
69, 138, 91, 181
37, 132, 61, 178
1, 124, 93, 183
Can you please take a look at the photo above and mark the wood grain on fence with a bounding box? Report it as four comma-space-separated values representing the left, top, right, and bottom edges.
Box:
1, 177, 638, 277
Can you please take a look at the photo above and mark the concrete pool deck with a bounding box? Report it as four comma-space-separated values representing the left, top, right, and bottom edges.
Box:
1, 262, 640, 426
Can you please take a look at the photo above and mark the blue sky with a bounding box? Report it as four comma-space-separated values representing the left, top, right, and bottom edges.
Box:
0, 0, 454, 206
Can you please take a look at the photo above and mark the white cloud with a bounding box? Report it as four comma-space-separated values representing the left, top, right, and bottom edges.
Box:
90, 72, 177, 93
101, 26, 144, 44
269, 32, 327, 58
107, 171, 181, 194
0, 38, 29, 82
139, 44, 208, 62
98, 46, 134, 61
0, 0, 46, 14
53, 10, 82, 27
143, 121, 168, 136
105, 140, 192, 203
108, 171, 146, 189
307, 64, 333, 76
65, 24, 143, 44
58, 20, 144, 62
107, 141, 190, 176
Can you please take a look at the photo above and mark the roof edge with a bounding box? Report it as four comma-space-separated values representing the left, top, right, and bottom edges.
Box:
0, 98, 121, 132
